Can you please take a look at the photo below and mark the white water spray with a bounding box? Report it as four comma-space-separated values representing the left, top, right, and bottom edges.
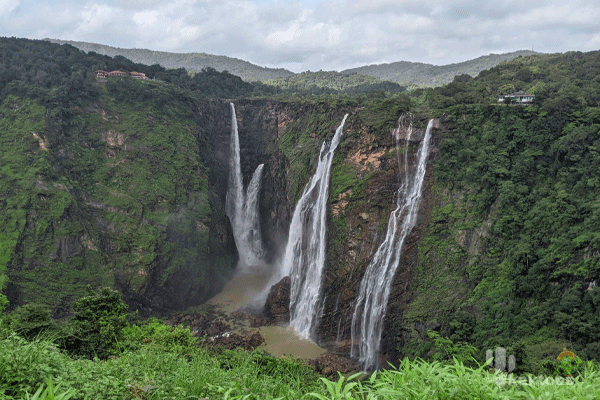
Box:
276, 114, 348, 339
351, 118, 434, 370
226, 103, 265, 270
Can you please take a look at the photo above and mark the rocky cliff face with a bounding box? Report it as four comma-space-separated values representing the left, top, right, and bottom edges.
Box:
4, 92, 441, 364
316, 118, 441, 362
225, 102, 443, 362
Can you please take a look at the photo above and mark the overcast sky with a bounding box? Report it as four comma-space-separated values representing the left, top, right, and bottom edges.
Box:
2, 0, 599, 72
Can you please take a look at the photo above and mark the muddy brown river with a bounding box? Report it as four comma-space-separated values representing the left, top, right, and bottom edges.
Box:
207, 269, 327, 360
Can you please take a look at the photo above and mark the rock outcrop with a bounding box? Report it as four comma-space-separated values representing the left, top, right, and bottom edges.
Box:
263, 276, 291, 325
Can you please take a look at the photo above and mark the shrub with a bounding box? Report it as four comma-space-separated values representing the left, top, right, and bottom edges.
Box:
65, 286, 128, 359
9, 303, 57, 341
121, 318, 199, 354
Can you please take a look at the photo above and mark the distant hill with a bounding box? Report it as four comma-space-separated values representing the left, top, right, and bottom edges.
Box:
46, 39, 295, 82
265, 70, 404, 95
342, 50, 538, 87
46, 39, 537, 88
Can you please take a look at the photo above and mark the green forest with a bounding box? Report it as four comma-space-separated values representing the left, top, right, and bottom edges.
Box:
1, 37, 600, 399
404, 51, 600, 364
342, 50, 537, 87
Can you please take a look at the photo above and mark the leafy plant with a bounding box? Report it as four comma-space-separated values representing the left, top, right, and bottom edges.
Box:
306, 372, 363, 400
64, 286, 128, 359
24, 379, 75, 400
0, 293, 7, 314
427, 330, 478, 367
555, 354, 583, 377
0, 334, 68, 398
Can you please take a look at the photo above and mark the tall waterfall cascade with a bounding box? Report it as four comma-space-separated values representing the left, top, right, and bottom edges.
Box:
351, 118, 434, 370
277, 114, 349, 339
225, 103, 265, 271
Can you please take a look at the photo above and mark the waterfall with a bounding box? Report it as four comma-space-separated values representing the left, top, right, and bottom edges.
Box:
277, 114, 348, 339
351, 118, 434, 370
226, 103, 265, 270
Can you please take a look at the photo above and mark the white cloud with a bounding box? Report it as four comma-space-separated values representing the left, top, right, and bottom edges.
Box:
0, 0, 19, 17
1, 0, 599, 72
0, 0, 18, 15
133, 10, 159, 25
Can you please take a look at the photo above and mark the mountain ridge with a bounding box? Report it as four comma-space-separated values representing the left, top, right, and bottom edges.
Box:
46, 38, 537, 87
45, 38, 295, 83
342, 50, 539, 86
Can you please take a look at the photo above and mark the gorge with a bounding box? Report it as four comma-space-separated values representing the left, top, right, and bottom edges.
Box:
2, 38, 600, 370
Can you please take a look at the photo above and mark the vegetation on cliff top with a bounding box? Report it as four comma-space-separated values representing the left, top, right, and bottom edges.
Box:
265, 70, 405, 96
402, 50, 600, 367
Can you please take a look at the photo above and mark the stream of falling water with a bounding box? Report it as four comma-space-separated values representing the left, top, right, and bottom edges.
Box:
274, 114, 349, 339
351, 118, 433, 370
225, 103, 265, 271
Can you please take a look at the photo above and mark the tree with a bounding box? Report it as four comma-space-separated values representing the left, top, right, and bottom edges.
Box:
9, 303, 56, 340
66, 287, 128, 359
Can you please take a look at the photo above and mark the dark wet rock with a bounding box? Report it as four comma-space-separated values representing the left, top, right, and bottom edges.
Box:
166, 308, 264, 351
264, 276, 291, 325
248, 314, 268, 327
211, 331, 265, 351
426, 321, 441, 331
205, 325, 221, 337
309, 353, 360, 376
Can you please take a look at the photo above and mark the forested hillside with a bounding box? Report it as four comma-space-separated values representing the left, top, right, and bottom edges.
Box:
399, 50, 600, 366
46, 39, 295, 82
343, 50, 537, 87
265, 70, 405, 95
47, 39, 536, 89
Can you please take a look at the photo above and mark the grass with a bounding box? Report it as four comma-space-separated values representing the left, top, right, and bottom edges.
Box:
309, 358, 600, 400
1, 317, 599, 399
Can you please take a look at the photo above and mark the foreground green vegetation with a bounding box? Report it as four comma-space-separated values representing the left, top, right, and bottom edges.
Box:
0, 289, 324, 399
2, 290, 600, 400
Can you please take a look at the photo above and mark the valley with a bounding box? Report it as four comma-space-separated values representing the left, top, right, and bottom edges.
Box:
1, 37, 600, 395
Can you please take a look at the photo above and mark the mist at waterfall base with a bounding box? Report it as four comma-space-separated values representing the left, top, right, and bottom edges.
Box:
351, 118, 434, 371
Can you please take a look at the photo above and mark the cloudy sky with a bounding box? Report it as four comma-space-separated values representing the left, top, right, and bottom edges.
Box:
1, 0, 599, 72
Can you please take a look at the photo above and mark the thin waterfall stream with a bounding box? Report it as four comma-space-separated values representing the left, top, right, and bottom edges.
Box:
275, 114, 349, 339
351, 118, 434, 370
226, 103, 265, 271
